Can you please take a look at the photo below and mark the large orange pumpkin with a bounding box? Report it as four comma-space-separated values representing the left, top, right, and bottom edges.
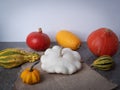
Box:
87, 28, 119, 56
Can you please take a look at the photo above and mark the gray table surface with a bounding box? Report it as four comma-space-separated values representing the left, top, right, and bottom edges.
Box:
0, 42, 120, 90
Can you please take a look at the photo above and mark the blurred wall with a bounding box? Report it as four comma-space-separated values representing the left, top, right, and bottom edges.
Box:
0, 0, 120, 42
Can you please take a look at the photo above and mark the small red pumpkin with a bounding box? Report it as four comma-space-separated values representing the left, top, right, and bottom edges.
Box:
87, 28, 119, 56
26, 28, 51, 51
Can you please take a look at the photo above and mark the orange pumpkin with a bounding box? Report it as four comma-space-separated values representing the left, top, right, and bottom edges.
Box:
87, 28, 119, 56
20, 61, 40, 85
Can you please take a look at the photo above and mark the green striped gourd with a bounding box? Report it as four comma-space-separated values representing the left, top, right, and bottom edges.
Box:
91, 55, 114, 70
0, 48, 32, 56
0, 48, 40, 68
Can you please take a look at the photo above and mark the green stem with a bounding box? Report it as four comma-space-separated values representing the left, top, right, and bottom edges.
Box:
30, 60, 40, 72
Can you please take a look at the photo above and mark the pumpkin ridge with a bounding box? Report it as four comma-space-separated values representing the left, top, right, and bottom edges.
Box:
33, 69, 40, 81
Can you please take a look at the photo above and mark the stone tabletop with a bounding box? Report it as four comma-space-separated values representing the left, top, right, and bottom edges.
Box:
0, 42, 120, 90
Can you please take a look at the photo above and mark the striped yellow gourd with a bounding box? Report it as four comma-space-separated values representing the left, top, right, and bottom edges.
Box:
0, 48, 40, 68
91, 55, 114, 70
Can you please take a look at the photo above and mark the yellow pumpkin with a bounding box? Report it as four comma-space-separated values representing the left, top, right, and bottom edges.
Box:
56, 30, 81, 50
20, 61, 40, 85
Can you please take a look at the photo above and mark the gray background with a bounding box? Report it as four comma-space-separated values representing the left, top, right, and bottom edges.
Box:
0, 0, 120, 42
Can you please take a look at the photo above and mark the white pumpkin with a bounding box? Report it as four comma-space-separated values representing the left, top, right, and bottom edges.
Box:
41, 45, 82, 74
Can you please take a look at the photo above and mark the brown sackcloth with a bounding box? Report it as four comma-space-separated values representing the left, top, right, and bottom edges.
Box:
14, 62, 117, 90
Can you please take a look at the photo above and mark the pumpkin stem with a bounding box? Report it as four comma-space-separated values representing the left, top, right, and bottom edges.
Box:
105, 28, 112, 32
38, 28, 42, 33
59, 48, 63, 57
30, 60, 40, 72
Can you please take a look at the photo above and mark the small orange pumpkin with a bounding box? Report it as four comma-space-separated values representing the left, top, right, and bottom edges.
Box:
20, 61, 40, 85
87, 28, 119, 56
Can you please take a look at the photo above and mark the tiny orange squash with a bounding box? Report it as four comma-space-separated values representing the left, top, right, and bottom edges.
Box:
20, 61, 40, 85
56, 30, 81, 50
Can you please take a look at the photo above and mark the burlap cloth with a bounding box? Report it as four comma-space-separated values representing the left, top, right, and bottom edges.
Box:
14, 62, 117, 90
12, 48, 117, 90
